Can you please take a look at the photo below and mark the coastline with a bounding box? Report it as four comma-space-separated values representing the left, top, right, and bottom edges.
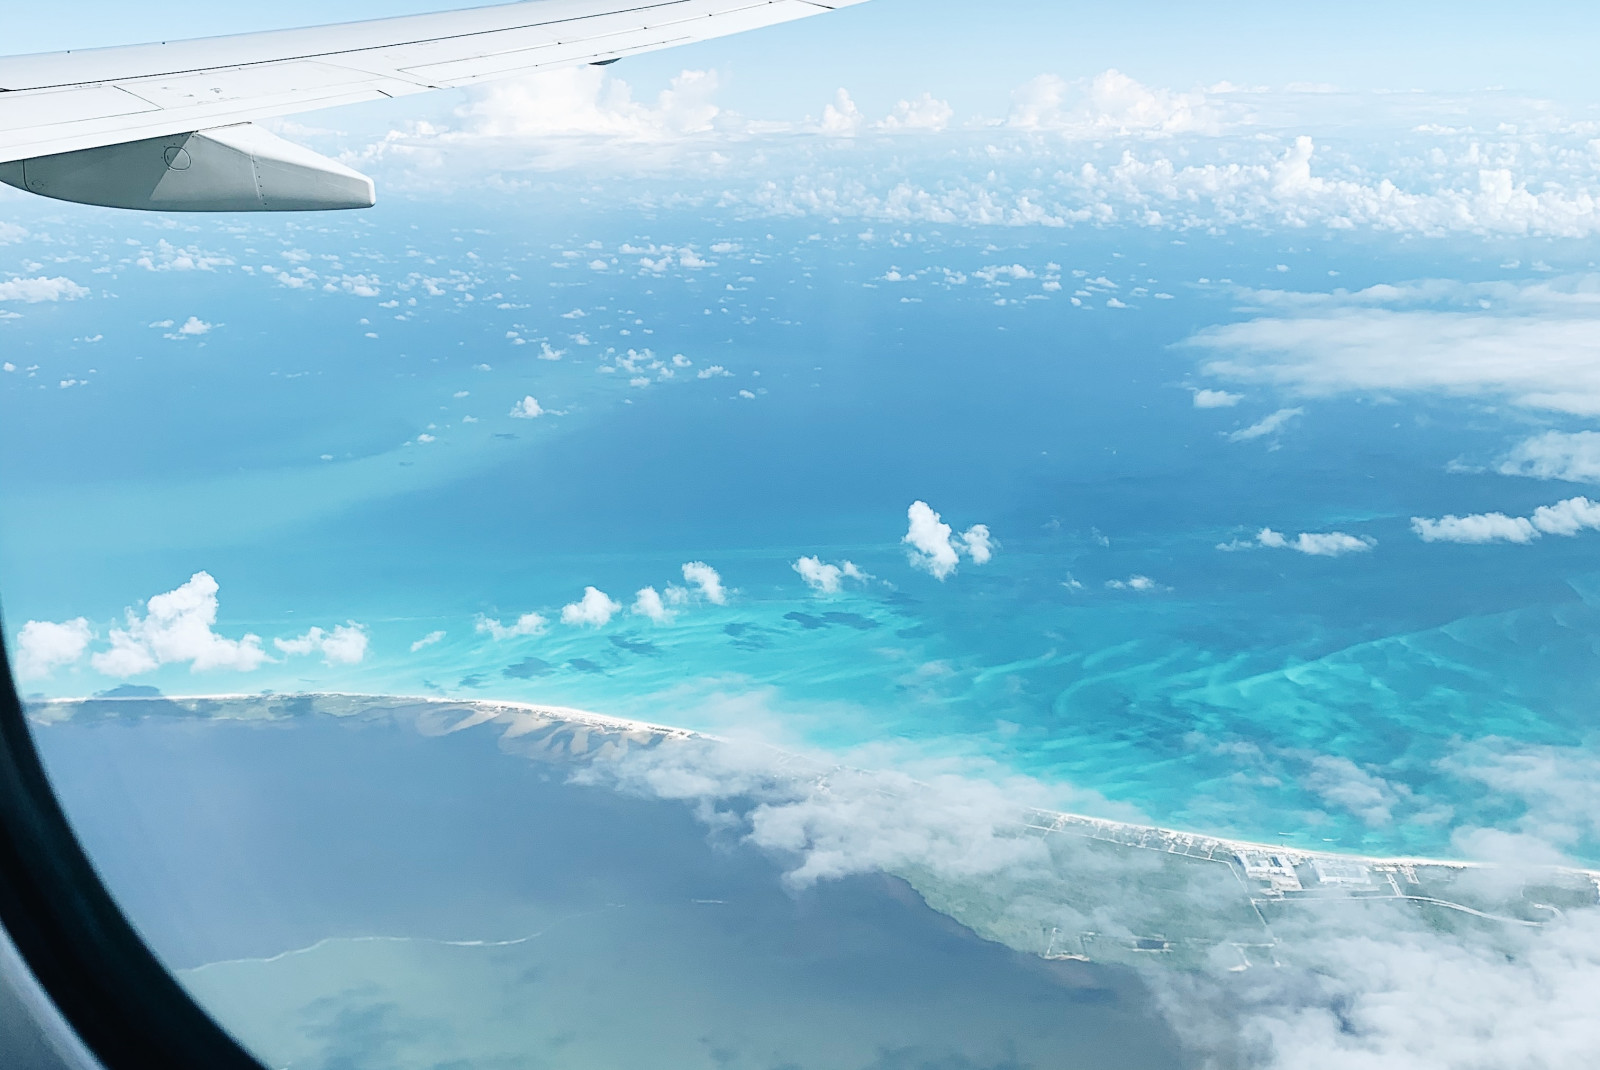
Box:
30, 690, 1600, 882
30, 691, 1600, 970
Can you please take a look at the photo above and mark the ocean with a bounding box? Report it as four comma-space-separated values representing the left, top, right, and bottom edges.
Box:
6, 193, 1597, 864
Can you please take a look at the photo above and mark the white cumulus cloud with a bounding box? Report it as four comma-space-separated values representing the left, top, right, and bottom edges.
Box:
454, 65, 724, 141
1499, 430, 1600, 484
877, 93, 954, 133
0, 276, 89, 303
1193, 388, 1243, 408
681, 561, 727, 604
959, 524, 996, 564
903, 501, 995, 580
1007, 69, 1226, 137
14, 618, 92, 680
1413, 512, 1540, 544
904, 501, 959, 579
509, 395, 544, 418
1222, 527, 1375, 556
561, 587, 622, 628
475, 612, 547, 640
819, 88, 864, 136
274, 623, 369, 666
165, 316, 213, 339
632, 586, 674, 623
793, 556, 870, 595
1411, 496, 1600, 544
89, 572, 269, 676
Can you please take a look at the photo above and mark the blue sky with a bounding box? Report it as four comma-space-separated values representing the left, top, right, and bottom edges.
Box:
12, 0, 1600, 117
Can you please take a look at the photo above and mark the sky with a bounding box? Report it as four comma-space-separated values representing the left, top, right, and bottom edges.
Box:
12, 0, 1600, 118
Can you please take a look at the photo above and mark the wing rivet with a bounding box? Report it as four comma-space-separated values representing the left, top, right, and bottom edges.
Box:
162, 145, 191, 171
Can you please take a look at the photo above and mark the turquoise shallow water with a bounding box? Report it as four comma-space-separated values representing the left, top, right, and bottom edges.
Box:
4, 193, 1600, 863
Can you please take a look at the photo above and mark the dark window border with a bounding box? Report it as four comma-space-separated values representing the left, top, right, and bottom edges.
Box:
0, 615, 265, 1069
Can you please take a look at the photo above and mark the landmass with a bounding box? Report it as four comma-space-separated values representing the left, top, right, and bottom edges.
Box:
31, 692, 1600, 972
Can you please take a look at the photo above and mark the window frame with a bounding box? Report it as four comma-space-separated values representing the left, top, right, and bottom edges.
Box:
0, 620, 265, 1070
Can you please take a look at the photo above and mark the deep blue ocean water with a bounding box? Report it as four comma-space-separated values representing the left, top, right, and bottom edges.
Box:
6, 190, 1600, 863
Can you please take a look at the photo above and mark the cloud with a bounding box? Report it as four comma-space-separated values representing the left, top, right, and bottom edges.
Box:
409, 630, 445, 652
475, 612, 547, 640
902, 501, 995, 580
273, 623, 369, 666
89, 572, 268, 676
1226, 407, 1303, 442
564, 698, 1600, 1070
561, 587, 622, 628
1193, 388, 1243, 408
1412, 496, 1600, 544
904, 501, 960, 579
452, 65, 724, 141
508, 395, 544, 418
1289, 531, 1374, 556
1413, 512, 1539, 544
975, 264, 1035, 282
1189, 282, 1600, 417
819, 88, 864, 136
14, 618, 92, 680
631, 586, 674, 624
364, 85, 1600, 242
1441, 738, 1600, 856
1007, 69, 1227, 136
959, 524, 996, 564
162, 316, 213, 340
134, 238, 233, 272
1222, 527, 1375, 556
1155, 906, 1600, 1070
0, 276, 88, 303
1529, 497, 1600, 535
681, 561, 727, 604
792, 556, 870, 595
1303, 755, 1409, 826
577, 731, 1070, 893
1499, 430, 1600, 484
876, 93, 954, 133
1105, 574, 1163, 591
1141, 726, 1600, 1064
697, 366, 732, 378
724, 132, 1600, 235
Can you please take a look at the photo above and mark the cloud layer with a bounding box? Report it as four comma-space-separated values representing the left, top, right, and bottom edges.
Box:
1191, 279, 1600, 417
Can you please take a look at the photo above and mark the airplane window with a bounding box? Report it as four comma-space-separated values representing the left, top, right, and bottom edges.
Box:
6, 3, 1600, 1068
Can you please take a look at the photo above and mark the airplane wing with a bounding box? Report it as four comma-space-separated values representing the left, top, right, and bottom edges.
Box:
0, 0, 865, 211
